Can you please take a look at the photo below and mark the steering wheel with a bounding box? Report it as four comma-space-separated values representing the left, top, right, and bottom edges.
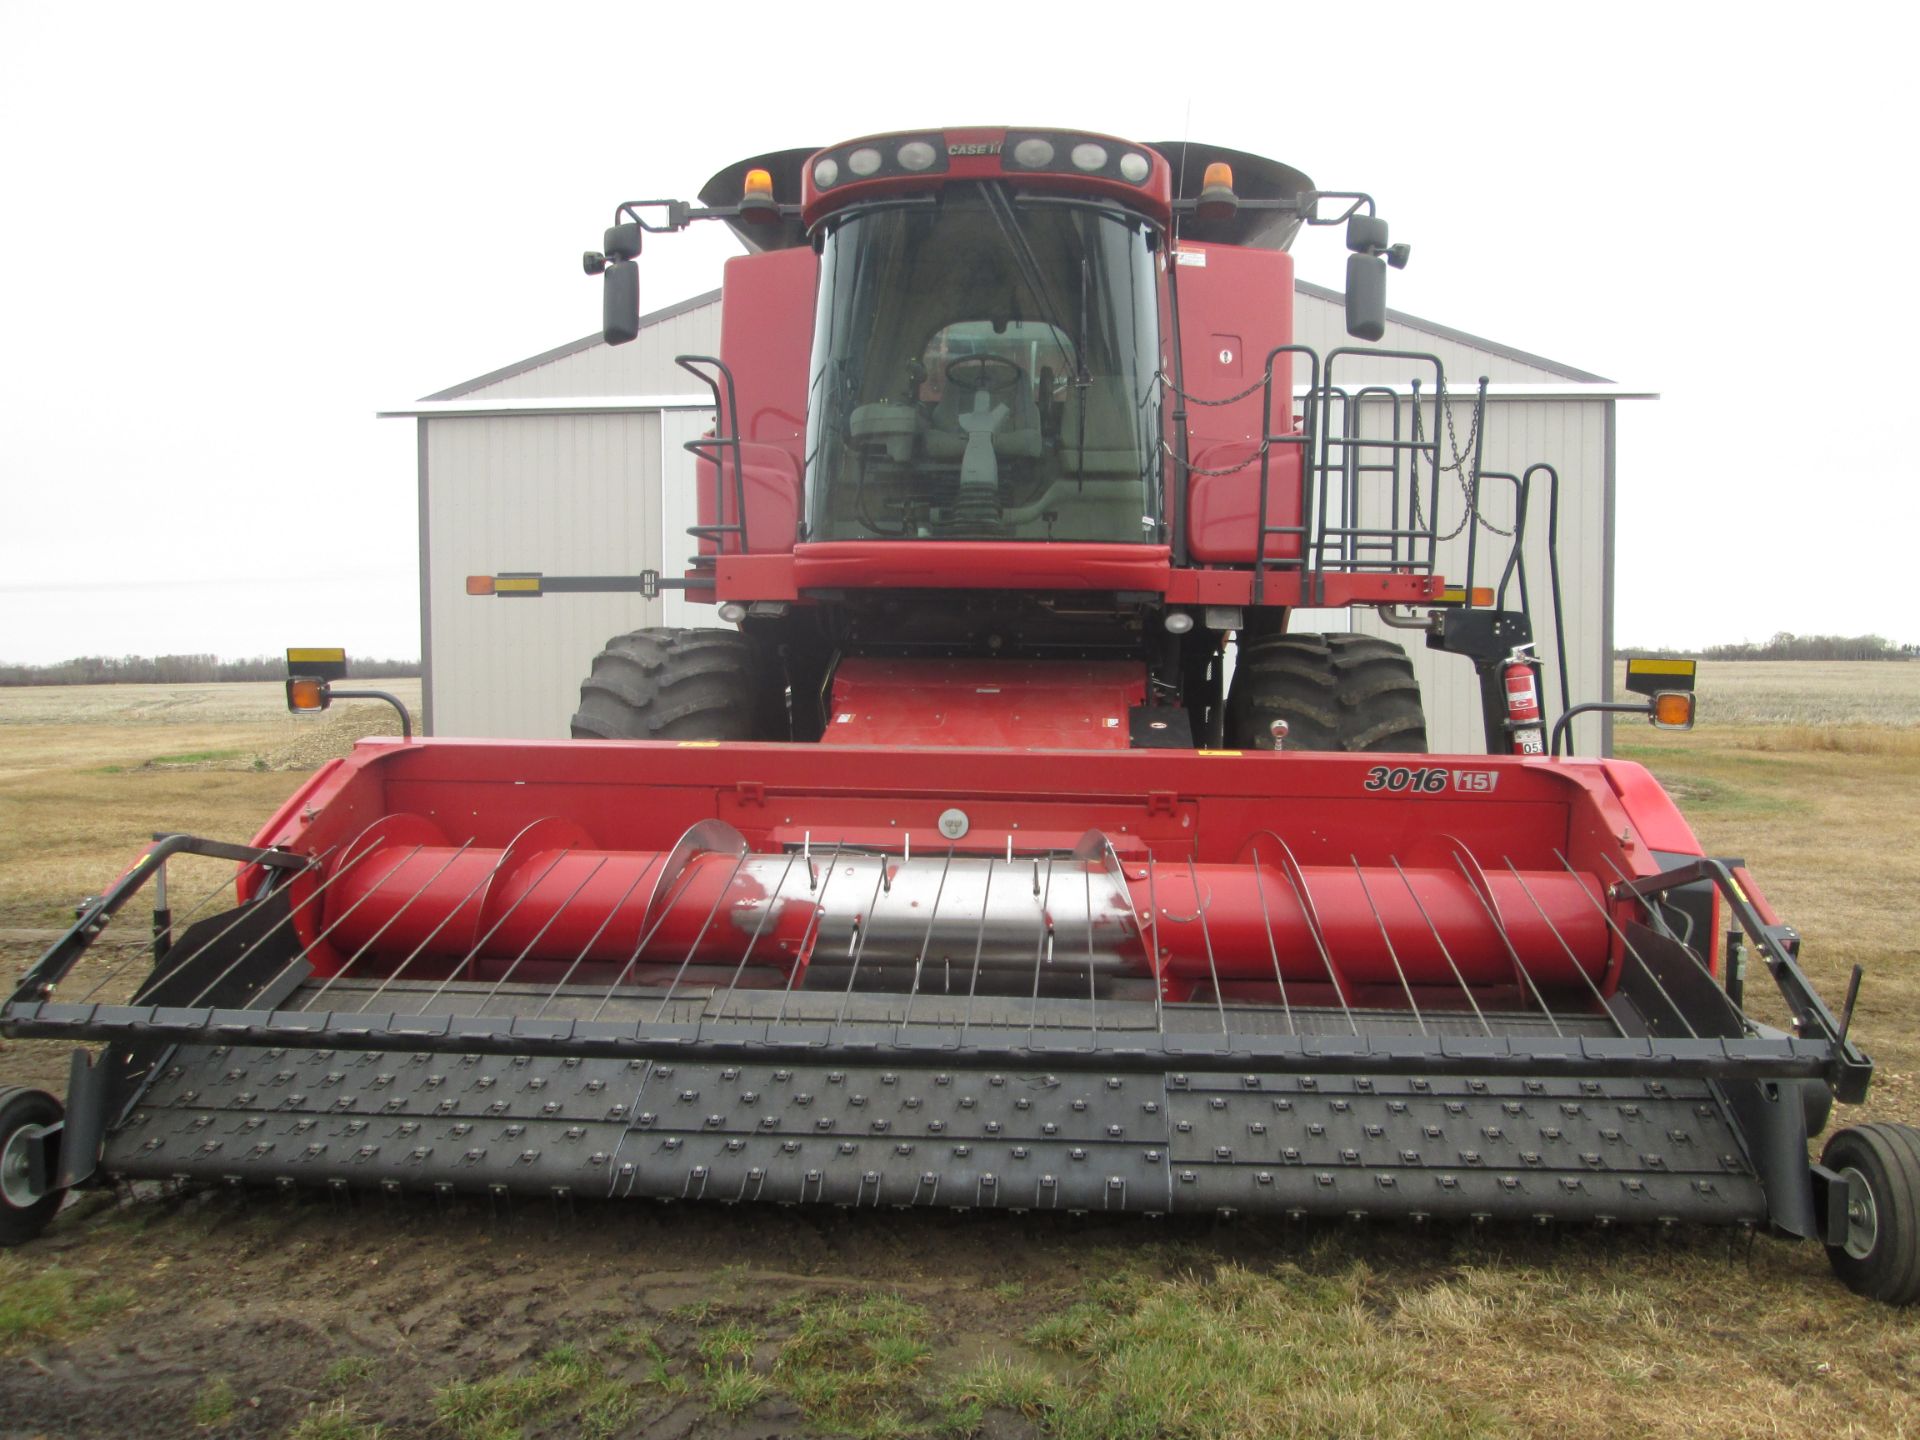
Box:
945, 353, 1024, 392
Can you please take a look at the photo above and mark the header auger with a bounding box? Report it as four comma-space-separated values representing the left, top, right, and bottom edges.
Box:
7, 126, 1917, 1306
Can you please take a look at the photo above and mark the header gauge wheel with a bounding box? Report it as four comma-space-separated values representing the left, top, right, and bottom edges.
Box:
1823, 1124, 1920, 1305
0, 1088, 65, 1246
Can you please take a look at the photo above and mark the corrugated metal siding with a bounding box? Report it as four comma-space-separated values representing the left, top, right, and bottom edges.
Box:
460, 301, 724, 400
426, 413, 665, 737
1288, 395, 1608, 755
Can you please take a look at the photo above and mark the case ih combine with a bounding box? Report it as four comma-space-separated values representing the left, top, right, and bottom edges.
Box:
6, 127, 1916, 1304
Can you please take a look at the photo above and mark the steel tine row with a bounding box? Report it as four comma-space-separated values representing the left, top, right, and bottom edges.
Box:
251, 825, 450, 1008
707, 848, 800, 1032
1024, 855, 1057, 1050
415, 848, 576, 1016
1144, 854, 1167, 1038
1246, 844, 1296, 1036
533, 853, 666, 1020
308, 841, 477, 1007
1503, 858, 1629, 1037
896, 844, 956, 1039
161, 844, 344, 1009
649, 843, 753, 1025
776, 842, 846, 1026
1351, 856, 1426, 1033
586, 851, 721, 1023
1388, 856, 1492, 1037
1576, 851, 1706, 1041
1446, 842, 1564, 1036
959, 858, 997, 1045
1269, 834, 1357, 1035
836, 857, 892, 1028
350, 842, 539, 1015
81, 846, 292, 1004
1185, 857, 1230, 1037
255, 844, 427, 1008
478, 856, 612, 1014
1081, 864, 1100, 1050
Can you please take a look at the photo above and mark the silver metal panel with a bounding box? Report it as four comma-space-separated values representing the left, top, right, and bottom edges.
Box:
425, 412, 665, 738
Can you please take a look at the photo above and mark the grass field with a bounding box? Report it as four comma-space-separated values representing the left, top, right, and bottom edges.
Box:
0, 666, 1917, 1440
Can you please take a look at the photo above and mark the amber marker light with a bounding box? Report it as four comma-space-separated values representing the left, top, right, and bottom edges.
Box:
285, 678, 328, 714
1197, 161, 1238, 221
466, 575, 495, 595
1652, 691, 1696, 730
740, 167, 778, 224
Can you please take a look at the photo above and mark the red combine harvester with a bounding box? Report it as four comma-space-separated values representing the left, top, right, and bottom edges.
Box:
6, 128, 1916, 1304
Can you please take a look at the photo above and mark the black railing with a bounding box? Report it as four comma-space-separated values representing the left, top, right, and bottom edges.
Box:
674, 355, 751, 578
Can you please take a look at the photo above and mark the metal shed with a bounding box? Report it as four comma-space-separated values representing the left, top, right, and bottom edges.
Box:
384, 284, 1648, 752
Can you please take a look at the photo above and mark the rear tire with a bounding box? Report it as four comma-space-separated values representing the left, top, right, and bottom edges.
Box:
570, 628, 769, 741
0, 1087, 65, 1246
1823, 1123, 1920, 1306
1227, 632, 1427, 752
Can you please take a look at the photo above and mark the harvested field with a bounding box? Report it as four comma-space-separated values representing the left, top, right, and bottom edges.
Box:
1, 668, 1917, 1439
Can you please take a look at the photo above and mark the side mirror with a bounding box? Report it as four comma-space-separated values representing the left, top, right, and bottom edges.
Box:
1344, 252, 1387, 341
1346, 214, 1389, 254
603, 260, 640, 346
603, 222, 641, 262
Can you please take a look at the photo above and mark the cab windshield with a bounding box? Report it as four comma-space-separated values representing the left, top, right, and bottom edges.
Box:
803, 186, 1161, 543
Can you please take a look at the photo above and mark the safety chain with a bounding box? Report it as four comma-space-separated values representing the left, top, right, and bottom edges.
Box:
1158, 437, 1265, 477
1411, 376, 1512, 540
1153, 369, 1274, 409
1152, 370, 1274, 476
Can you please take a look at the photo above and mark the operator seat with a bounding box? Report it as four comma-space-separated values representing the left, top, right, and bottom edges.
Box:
925, 375, 1043, 462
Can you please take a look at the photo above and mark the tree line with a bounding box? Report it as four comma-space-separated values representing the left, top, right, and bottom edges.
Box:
1623, 633, 1915, 662
0, 655, 421, 686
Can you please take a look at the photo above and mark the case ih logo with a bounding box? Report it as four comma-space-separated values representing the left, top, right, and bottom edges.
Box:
948, 142, 1002, 156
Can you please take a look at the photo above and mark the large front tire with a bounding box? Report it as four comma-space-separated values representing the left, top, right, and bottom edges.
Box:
1226, 632, 1427, 752
0, 1087, 65, 1246
570, 628, 767, 741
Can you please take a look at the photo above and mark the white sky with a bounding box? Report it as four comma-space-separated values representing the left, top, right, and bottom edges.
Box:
3, 2, 1916, 665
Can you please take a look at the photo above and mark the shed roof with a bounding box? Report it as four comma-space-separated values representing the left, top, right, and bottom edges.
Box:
425, 280, 1608, 402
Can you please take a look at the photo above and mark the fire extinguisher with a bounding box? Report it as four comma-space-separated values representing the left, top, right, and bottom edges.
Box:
1502, 644, 1546, 755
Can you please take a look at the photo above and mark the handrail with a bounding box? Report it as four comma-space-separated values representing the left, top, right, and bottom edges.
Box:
674, 355, 750, 563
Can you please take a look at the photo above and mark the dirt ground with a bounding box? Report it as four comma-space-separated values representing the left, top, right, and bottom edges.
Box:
1, 670, 1917, 1440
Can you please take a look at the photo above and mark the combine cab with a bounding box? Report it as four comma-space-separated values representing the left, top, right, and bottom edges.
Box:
6, 127, 1916, 1305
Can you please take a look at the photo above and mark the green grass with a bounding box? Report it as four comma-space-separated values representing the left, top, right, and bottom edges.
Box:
773, 1293, 935, 1436
706, 1366, 770, 1416
191, 1376, 235, 1426
322, 1355, 375, 1389
579, 1375, 645, 1440
0, 1259, 135, 1349
939, 1355, 1064, 1436
145, 748, 244, 766
432, 1345, 603, 1440
1004, 1261, 1509, 1440
286, 1400, 380, 1439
